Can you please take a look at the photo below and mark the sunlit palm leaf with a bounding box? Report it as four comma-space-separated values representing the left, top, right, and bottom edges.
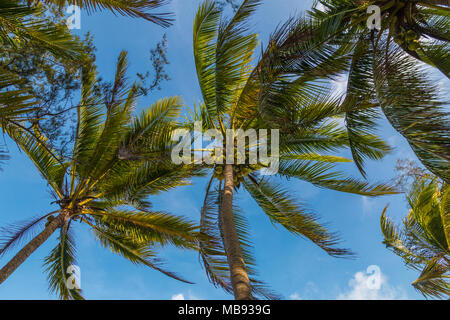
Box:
91, 209, 199, 249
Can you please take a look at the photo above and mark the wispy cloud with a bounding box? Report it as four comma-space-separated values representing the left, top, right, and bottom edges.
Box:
171, 290, 200, 300
361, 196, 375, 215
289, 281, 320, 300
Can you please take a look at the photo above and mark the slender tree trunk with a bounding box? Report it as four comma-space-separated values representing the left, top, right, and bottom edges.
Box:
220, 164, 253, 300
0, 214, 65, 285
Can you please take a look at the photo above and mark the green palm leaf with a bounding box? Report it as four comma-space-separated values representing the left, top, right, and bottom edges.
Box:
44, 223, 84, 300
381, 177, 450, 299
372, 45, 450, 183
92, 223, 192, 284
244, 176, 352, 257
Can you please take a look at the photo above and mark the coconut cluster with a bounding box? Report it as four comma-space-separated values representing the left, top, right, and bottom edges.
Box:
394, 29, 421, 51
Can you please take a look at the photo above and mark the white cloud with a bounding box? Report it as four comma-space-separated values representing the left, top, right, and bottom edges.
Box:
171, 291, 199, 300
289, 292, 301, 300
171, 293, 185, 300
338, 268, 407, 300
289, 282, 320, 300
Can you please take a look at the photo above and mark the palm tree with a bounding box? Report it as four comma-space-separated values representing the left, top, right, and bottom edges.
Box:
291, 0, 450, 182
381, 178, 449, 299
0, 52, 202, 299
190, 0, 397, 300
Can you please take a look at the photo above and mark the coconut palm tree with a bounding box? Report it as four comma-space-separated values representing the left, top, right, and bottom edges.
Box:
0, 52, 202, 299
292, 0, 450, 182
189, 0, 397, 300
381, 178, 449, 299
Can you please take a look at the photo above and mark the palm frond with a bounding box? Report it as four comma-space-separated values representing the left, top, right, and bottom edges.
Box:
72, 63, 104, 180
0, 213, 55, 257
244, 176, 352, 257
123, 96, 182, 160
381, 178, 450, 299
214, 0, 260, 115
44, 223, 84, 300
0, 67, 37, 123
80, 51, 135, 184
341, 35, 391, 177
381, 207, 427, 270
412, 257, 450, 299
373, 30, 450, 184
4, 124, 66, 197
42, 0, 174, 27
98, 161, 203, 211
278, 159, 398, 196
0, 0, 83, 59
193, 0, 221, 121
91, 222, 193, 284
90, 209, 199, 249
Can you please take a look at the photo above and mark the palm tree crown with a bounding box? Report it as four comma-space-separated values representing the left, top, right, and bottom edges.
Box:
188, 0, 397, 300
0, 52, 202, 299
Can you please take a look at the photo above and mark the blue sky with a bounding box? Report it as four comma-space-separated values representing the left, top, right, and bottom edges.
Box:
0, 0, 448, 300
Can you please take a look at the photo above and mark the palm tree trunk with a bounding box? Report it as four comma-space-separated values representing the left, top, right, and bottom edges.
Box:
0, 214, 65, 285
220, 164, 253, 300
